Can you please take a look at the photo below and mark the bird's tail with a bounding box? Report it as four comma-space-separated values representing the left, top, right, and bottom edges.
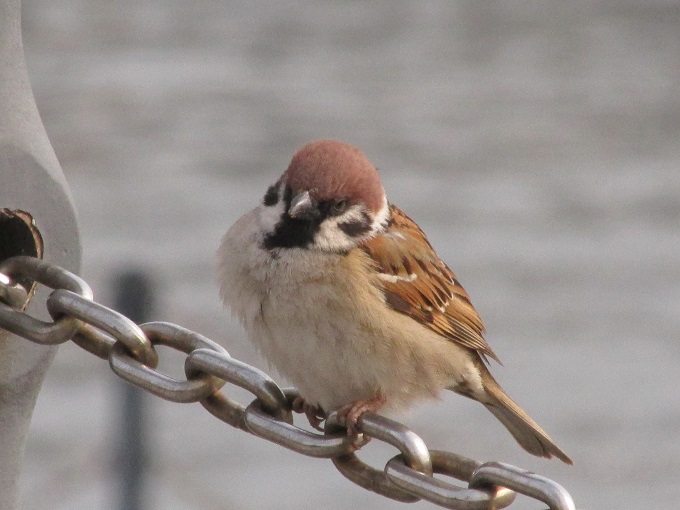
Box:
476, 365, 573, 464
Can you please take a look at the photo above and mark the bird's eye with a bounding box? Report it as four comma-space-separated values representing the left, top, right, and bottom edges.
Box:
331, 198, 349, 215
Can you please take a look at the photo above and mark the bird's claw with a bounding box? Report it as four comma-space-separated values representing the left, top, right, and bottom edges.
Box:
336, 393, 386, 449
291, 396, 326, 431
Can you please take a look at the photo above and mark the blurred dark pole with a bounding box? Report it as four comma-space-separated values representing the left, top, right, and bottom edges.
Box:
113, 271, 155, 510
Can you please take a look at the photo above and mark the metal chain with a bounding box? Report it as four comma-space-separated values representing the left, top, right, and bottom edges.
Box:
0, 256, 576, 510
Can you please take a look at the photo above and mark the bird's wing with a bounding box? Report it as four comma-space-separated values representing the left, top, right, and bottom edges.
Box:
360, 204, 500, 363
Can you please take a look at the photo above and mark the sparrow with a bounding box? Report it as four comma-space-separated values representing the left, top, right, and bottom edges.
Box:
217, 139, 572, 464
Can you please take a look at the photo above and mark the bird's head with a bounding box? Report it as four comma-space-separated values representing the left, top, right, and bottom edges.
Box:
260, 140, 390, 253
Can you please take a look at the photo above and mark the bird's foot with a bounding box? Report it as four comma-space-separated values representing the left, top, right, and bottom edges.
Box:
291, 396, 326, 431
337, 393, 387, 450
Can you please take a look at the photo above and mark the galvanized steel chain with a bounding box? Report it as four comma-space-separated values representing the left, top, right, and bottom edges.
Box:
0, 255, 576, 510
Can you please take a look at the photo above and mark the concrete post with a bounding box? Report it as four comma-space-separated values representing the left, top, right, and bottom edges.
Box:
0, 0, 82, 508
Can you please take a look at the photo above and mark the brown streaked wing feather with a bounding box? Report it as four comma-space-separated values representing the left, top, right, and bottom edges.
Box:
360, 204, 500, 363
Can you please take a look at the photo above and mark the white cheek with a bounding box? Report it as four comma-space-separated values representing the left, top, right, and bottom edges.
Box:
372, 198, 389, 230
257, 196, 286, 234
313, 206, 370, 252
315, 220, 353, 251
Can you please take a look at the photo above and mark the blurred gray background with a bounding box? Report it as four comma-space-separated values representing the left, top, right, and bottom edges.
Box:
18, 1, 680, 509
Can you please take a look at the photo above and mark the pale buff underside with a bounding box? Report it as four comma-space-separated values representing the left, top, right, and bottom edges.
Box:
217, 208, 484, 413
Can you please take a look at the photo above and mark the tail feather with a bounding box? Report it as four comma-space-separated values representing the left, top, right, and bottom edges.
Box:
478, 367, 573, 464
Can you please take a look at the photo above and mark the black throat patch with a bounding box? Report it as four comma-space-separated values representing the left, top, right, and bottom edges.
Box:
262, 216, 322, 250
262, 186, 322, 250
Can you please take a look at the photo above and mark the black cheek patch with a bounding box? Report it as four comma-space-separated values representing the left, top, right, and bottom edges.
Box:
338, 212, 372, 237
283, 185, 293, 208
263, 185, 279, 206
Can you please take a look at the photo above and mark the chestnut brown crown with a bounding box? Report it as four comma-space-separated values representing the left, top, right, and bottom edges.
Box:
284, 140, 386, 214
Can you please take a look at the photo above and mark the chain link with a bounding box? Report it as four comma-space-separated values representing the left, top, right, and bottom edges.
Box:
0, 271, 28, 309
0, 256, 576, 510
326, 411, 433, 503
0, 256, 91, 345
385, 451, 517, 509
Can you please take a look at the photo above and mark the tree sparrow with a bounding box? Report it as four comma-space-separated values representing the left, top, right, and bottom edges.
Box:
217, 140, 572, 464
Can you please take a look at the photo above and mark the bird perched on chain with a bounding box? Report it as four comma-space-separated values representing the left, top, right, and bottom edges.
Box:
217, 140, 572, 464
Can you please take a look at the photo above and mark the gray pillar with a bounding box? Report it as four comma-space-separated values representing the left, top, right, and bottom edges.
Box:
0, 0, 81, 508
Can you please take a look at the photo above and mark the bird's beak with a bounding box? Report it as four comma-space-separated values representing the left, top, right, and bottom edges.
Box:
288, 191, 319, 220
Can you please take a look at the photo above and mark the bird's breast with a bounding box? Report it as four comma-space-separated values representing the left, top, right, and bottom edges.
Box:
220, 228, 477, 413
